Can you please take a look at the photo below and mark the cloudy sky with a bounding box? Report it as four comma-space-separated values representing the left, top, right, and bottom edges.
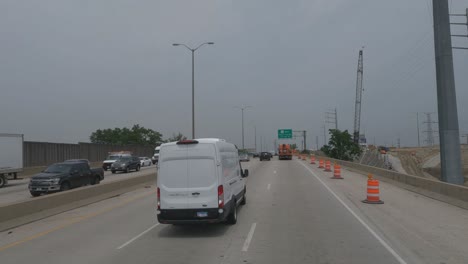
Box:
1, 0, 467, 150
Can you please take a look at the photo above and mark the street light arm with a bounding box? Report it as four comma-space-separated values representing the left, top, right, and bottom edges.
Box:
234, 105, 252, 110
194, 42, 215, 51
173, 43, 193, 52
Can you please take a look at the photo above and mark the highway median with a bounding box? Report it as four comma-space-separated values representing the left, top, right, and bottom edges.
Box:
0, 171, 156, 232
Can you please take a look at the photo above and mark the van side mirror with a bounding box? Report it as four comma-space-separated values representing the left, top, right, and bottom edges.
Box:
243, 169, 249, 177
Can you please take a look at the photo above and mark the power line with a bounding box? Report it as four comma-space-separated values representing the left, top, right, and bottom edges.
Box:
386, 56, 435, 92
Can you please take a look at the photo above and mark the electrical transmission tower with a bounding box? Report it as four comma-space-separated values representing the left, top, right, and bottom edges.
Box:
325, 108, 338, 130
423, 112, 438, 146
353, 50, 364, 144
433, 1, 463, 184
450, 8, 468, 50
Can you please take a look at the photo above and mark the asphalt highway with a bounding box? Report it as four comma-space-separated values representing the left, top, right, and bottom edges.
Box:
2, 158, 468, 264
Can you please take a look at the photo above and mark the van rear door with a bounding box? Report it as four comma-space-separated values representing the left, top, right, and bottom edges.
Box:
159, 145, 189, 209
186, 144, 219, 209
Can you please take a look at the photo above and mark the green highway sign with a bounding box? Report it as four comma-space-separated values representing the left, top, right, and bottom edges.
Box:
278, 129, 292, 139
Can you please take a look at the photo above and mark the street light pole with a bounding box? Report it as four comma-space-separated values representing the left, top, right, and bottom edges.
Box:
235, 106, 251, 150
242, 108, 244, 149
172, 42, 214, 139
192, 50, 195, 139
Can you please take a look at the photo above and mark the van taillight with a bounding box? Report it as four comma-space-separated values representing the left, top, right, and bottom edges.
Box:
157, 187, 161, 210
218, 185, 224, 208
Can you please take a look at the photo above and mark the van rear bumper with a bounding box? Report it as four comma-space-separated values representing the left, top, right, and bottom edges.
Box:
157, 201, 234, 224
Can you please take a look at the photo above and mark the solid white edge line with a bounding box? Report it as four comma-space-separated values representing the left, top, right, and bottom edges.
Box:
297, 162, 408, 264
242, 223, 257, 252
117, 223, 160, 249
267, 183, 271, 190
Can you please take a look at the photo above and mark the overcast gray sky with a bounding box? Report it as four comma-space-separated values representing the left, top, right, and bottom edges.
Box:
1, 0, 468, 149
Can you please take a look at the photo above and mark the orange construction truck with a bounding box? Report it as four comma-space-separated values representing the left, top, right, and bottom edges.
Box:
278, 144, 293, 160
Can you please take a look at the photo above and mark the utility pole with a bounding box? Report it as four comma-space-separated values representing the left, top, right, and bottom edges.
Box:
325, 108, 338, 130
417, 112, 421, 147
316, 136, 319, 150
397, 137, 401, 148
293, 130, 307, 151
323, 125, 327, 147
423, 112, 438, 146
303, 130, 307, 151
254, 126, 257, 152
353, 50, 364, 143
335, 108, 338, 131
432, 0, 464, 184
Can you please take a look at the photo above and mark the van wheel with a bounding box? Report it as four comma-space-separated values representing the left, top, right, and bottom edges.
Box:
226, 203, 238, 225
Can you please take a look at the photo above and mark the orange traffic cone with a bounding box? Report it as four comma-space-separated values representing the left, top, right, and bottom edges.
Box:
331, 164, 343, 179
362, 174, 384, 204
318, 159, 324, 168
310, 156, 316, 164
324, 160, 332, 172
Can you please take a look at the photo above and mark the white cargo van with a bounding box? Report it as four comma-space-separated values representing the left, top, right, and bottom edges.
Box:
157, 138, 248, 225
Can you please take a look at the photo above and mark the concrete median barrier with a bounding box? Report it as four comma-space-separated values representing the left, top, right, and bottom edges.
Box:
0, 172, 156, 232
320, 157, 468, 209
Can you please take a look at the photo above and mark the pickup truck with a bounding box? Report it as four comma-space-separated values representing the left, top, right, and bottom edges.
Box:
28, 161, 104, 197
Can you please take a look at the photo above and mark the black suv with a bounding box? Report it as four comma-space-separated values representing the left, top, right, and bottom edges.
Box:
260, 152, 271, 161
111, 156, 141, 173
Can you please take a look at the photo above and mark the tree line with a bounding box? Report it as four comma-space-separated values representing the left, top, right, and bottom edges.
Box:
89, 124, 186, 146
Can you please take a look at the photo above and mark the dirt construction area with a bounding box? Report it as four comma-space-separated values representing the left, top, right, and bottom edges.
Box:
388, 145, 468, 186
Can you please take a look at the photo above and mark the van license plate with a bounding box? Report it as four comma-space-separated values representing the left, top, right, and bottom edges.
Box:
197, 212, 208, 218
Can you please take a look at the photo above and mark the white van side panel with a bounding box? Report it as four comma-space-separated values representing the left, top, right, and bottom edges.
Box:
218, 143, 241, 205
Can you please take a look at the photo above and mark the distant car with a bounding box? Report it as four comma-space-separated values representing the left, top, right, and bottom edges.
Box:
102, 152, 132, 171
239, 154, 250, 162
252, 153, 259, 158
111, 156, 141, 173
140, 157, 152, 167
260, 152, 271, 161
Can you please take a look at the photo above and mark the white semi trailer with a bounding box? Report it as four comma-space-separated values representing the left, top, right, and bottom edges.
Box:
0, 134, 24, 187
